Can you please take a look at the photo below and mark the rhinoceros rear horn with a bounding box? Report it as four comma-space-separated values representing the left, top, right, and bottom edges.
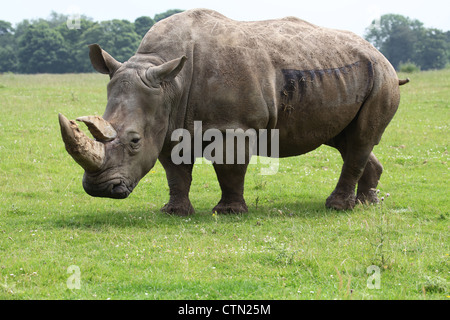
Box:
58, 113, 106, 173
76, 116, 117, 142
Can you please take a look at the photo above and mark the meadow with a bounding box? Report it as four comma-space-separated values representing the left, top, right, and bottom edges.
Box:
0, 69, 448, 300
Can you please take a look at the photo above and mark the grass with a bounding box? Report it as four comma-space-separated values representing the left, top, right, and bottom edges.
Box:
0, 70, 448, 300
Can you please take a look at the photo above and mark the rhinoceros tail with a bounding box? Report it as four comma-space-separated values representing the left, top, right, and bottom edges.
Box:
399, 78, 410, 86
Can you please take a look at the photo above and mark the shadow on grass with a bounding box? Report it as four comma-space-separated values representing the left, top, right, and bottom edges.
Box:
45, 198, 355, 231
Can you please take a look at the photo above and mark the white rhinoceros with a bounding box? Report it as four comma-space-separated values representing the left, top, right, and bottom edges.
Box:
59, 9, 409, 215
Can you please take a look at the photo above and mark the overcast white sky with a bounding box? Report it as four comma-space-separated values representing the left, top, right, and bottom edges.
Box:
1, 0, 449, 36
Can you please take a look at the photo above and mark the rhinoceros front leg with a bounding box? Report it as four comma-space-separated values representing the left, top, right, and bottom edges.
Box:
212, 163, 249, 214
159, 155, 194, 216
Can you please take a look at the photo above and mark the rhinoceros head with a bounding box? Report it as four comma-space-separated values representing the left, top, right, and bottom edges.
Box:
59, 44, 186, 199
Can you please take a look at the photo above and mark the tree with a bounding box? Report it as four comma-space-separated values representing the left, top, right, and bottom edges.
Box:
17, 21, 70, 73
0, 20, 14, 36
365, 14, 423, 69
383, 24, 418, 69
365, 14, 449, 70
134, 16, 154, 38
0, 20, 18, 72
80, 19, 141, 72
56, 17, 95, 73
47, 11, 70, 29
414, 29, 448, 70
154, 9, 184, 22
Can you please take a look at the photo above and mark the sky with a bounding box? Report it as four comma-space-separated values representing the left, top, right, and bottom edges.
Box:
1, 0, 449, 36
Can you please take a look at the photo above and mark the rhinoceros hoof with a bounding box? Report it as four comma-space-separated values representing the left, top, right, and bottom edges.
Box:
161, 202, 194, 216
213, 201, 248, 214
356, 191, 380, 205
326, 192, 356, 211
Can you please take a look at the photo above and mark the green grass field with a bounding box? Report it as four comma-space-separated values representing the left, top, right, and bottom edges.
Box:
0, 69, 448, 300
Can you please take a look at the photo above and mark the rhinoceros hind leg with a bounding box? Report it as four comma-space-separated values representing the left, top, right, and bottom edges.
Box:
213, 163, 249, 214
159, 155, 195, 216
326, 72, 399, 210
356, 152, 383, 205
325, 139, 373, 211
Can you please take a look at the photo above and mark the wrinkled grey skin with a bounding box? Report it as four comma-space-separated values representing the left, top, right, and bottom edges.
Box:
60, 9, 408, 215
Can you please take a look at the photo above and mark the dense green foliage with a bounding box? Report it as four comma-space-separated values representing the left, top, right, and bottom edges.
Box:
0, 10, 182, 74
0, 70, 448, 299
365, 14, 449, 70
398, 61, 421, 74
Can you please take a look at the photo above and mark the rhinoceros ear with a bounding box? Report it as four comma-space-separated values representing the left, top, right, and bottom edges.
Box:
145, 56, 187, 87
89, 44, 122, 78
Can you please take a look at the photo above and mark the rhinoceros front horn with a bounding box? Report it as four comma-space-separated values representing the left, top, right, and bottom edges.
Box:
58, 113, 109, 173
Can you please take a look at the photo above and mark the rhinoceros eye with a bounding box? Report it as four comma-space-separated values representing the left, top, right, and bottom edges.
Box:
128, 132, 142, 150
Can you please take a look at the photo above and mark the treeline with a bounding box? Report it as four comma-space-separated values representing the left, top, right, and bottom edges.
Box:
0, 10, 183, 74
365, 14, 449, 71
0, 11, 448, 74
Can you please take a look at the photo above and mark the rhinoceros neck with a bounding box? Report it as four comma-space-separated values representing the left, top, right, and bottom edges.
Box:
132, 48, 194, 149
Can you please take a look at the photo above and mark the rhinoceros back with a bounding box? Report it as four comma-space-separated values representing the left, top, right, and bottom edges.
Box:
138, 9, 380, 72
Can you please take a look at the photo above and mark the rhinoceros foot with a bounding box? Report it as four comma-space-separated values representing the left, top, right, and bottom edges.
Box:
213, 201, 248, 214
326, 191, 356, 211
356, 190, 380, 206
161, 200, 195, 216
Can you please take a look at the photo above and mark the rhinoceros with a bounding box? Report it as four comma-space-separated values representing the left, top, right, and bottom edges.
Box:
59, 9, 409, 215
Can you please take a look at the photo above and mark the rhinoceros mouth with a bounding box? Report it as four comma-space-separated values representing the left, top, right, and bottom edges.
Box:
83, 177, 136, 199
110, 180, 135, 199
